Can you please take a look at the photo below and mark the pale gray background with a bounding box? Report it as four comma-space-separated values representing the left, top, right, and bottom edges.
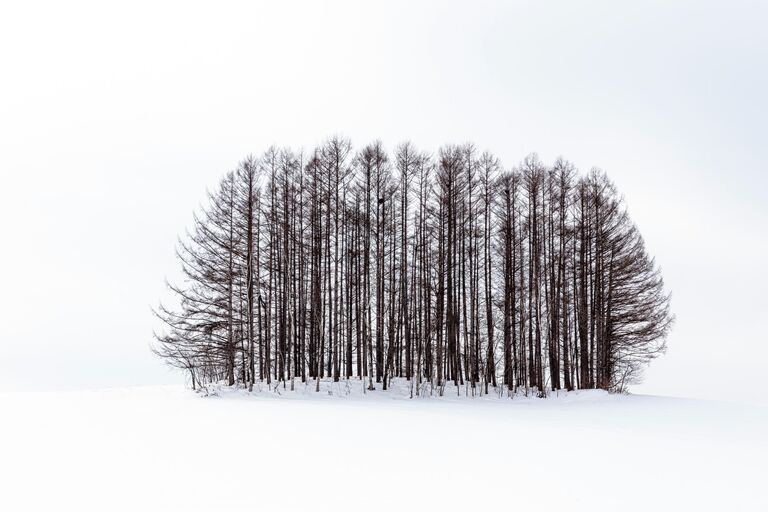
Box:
1, 0, 766, 403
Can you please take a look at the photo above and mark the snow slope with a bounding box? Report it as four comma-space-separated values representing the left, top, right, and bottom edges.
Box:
1, 380, 765, 511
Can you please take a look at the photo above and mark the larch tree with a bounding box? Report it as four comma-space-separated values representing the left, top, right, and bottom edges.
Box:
154, 139, 673, 398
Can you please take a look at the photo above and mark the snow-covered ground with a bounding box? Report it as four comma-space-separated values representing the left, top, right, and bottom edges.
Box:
1, 379, 765, 511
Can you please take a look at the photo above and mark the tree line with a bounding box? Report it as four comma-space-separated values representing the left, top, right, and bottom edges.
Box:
153, 137, 673, 397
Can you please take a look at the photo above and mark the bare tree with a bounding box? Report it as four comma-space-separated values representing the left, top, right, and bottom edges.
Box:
154, 139, 673, 397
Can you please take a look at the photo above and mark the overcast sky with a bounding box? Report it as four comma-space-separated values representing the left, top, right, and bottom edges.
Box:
1, 0, 766, 403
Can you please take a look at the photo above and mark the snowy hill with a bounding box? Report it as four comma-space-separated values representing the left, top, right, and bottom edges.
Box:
1, 381, 765, 511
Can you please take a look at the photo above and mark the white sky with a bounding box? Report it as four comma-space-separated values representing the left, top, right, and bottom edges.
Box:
1, 0, 766, 403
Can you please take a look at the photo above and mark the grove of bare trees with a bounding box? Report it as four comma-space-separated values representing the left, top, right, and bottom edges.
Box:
154, 138, 673, 396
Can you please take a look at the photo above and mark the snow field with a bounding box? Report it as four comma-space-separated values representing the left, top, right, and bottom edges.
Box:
1, 379, 765, 511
